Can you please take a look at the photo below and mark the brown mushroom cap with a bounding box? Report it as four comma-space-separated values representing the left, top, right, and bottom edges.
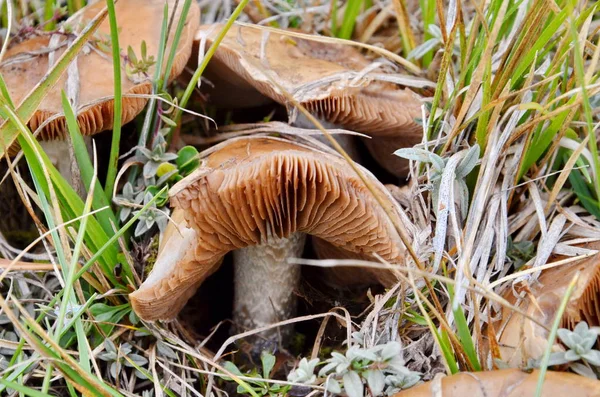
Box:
196, 24, 427, 176
495, 242, 600, 366
0, 0, 199, 154
130, 135, 408, 321
393, 369, 600, 397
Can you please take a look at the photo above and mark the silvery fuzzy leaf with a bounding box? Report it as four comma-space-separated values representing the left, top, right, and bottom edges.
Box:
455, 144, 480, 179
386, 356, 408, 373
366, 370, 385, 396
110, 361, 121, 379
582, 350, 600, 366
574, 321, 590, 337
558, 328, 575, 348
570, 362, 597, 379
381, 342, 402, 361
456, 178, 470, 221
548, 351, 570, 366
581, 334, 597, 352
119, 206, 132, 222
157, 341, 177, 359
261, 351, 276, 378
143, 161, 160, 178
407, 38, 440, 61
325, 378, 342, 394
105, 339, 117, 354
128, 353, 148, 366
135, 369, 148, 379
354, 347, 378, 362
319, 361, 339, 377
135, 219, 152, 237
565, 350, 580, 362
427, 24, 442, 39
393, 148, 445, 172
121, 343, 133, 355
342, 371, 363, 397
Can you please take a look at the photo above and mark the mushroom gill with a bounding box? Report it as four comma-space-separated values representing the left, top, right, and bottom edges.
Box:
196, 24, 430, 177
495, 242, 600, 367
392, 369, 600, 397
0, 0, 199, 155
130, 136, 408, 345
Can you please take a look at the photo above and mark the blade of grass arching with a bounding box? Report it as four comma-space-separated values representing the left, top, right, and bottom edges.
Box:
447, 283, 481, 371
161, 0, 193, 91
62, 92, 118, 237
0, 379, 52, 397
535, 271, 579, 397
19, 136, 120, 283
0, 5, 108, 159
173, 0, 250, 127
0, 106, 121, 284
103, 0, 123, 201
337, 0, 363, 40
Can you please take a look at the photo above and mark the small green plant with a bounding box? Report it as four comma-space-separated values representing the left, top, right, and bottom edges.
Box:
223, 351, 290, 396
394, 144, 480, 220
287, 337, 420, 397
126, 41, 156, 77
547, 322, 600, 379
97, 339, 149, 381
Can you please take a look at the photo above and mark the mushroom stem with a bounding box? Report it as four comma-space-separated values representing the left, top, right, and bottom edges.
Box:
232, 232, 306, 351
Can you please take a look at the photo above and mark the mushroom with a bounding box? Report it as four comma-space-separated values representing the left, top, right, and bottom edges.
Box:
0, 0, 199, 184
195, 24, 432, 176
392, 369, 600, 397
494, 242, 600, 367
130, 135, 408, 348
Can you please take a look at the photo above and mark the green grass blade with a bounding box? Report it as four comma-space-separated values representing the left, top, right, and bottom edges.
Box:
61, 91, 119, 237
0, 5, 109, 158
534, 271, 579, 397
161, 0, 193, 91
0, 379, 52, 397
103, 0, 123, 201
337, 0, 364, 40
0, 105, 121, 284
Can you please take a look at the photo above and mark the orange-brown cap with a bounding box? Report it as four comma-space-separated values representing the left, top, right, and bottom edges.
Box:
393, 369, 600, 397
0, 0, 199, 154
130, 135, 408, 320
196, 24, 428, 176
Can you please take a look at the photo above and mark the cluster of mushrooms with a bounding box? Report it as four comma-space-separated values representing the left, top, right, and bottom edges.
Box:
3, 0, 600, 394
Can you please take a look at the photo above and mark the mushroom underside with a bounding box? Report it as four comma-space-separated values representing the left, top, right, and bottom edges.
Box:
130, 137, 407, 322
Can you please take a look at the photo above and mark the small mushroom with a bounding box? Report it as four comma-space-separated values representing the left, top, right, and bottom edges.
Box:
494, 242, 600, 367
392, 369, 600, 397
130, 136, 407, 347
195, 24, 431, 176
0, 0, 199, 183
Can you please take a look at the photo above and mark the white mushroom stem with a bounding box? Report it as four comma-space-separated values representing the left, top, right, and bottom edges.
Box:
233, 232, 306, 349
